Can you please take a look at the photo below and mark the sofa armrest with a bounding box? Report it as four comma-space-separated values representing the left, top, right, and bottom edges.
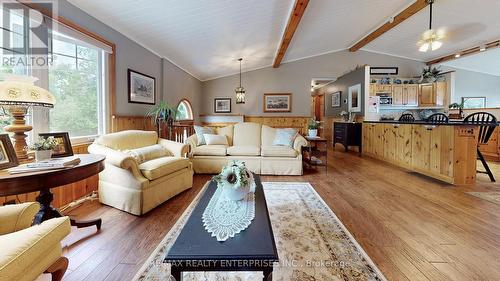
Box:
158, 138, 190, 158
185, 134, 197, 157
0, 202, 40, 235
88, 143, 146, 182
294, 134, 308, 153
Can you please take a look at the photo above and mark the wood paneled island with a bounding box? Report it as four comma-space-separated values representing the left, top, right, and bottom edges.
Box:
362, 121, 481, 185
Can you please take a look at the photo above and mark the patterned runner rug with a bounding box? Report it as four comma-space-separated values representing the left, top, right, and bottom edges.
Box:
133, 182, 386, 281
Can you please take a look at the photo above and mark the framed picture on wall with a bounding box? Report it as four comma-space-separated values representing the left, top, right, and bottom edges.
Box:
214, 98, 232, 113
128, 69, 156, 105
263, 93, 292, 112
38, 132, 74, 158
348, 84, 361, 112
0, 134, 18, 170
331, 91, 341, 107
462, 97, 486, 109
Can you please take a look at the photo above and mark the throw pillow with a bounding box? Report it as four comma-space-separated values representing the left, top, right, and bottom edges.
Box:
125, 144, 170, 164
272, 128, 298, 147
204, 134, 228, 145
194, 125, 214, 145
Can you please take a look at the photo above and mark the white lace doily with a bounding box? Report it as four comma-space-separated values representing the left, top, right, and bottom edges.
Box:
202, 187, 255, 242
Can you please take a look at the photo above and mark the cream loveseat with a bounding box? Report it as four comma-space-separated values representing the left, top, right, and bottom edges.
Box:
88, 130, 193, 215
0, 202, 71, 281
186, 122, 307, 175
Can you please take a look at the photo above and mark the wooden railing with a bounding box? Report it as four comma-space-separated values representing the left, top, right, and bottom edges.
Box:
158, 121, 194, 143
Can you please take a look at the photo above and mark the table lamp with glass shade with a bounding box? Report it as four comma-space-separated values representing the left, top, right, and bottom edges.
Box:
0, 76, 56, 161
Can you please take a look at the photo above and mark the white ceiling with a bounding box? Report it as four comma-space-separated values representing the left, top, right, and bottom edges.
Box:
441, 48, 500, 77
68, 0, 500, 81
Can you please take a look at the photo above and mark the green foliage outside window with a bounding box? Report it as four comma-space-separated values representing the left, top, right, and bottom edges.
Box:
48, 46, 100, 137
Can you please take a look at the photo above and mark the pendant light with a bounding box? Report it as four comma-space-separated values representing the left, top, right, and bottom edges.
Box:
418, 0, 444, 52
235, 58, 245, 104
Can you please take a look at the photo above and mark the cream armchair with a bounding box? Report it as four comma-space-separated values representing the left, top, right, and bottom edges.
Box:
88, 130, 193, 215
0, 202, 71, 281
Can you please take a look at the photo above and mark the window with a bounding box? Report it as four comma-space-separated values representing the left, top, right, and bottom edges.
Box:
48, 35, 105, 138
0, 6, 111, 141
175, 99, 193, 121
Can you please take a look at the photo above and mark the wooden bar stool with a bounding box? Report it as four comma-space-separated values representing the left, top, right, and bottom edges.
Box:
427, 113, 449, 123
464, 112, 497, 182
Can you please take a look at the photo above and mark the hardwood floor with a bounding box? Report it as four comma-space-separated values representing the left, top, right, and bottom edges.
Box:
38, 147, 500, 281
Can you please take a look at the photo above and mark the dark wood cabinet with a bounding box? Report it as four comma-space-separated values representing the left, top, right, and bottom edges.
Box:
333, 122, 362, 153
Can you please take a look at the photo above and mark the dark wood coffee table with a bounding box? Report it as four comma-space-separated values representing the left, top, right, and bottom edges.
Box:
164, 175, 279, 281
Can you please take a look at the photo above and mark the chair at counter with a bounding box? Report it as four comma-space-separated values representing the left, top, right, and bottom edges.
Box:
464, 112, 497, 182
426, 113, 449, 123
399, 113, 415, 122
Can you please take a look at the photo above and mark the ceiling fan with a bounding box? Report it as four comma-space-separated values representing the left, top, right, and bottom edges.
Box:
417, 0, 445, 52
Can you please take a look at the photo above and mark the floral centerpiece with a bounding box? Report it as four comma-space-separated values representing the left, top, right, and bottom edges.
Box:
212, 160, 255, 201
340, 110, 350, 122
28, 136, 58, 161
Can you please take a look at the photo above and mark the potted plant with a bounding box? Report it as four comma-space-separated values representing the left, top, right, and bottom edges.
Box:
145, 101, 178, 137
420, 66, 442, 83
212, 161, 255, 201
28, 136, 58, 162
449, 101, 465, 119
308, 118, 321, 137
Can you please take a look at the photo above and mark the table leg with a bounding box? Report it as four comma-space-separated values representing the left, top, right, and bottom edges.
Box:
170, 267, 181, 281
263, 267, 273, 281
34, 187, 102, 230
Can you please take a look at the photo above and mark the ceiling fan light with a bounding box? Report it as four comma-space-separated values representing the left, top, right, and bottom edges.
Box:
419, 42, 430, 52
431, 40, 442, 50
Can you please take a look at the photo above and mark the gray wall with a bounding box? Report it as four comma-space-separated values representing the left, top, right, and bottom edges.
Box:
56, 0, 201, 116
448, 67, 500, 107
319, 67, 366, 116
201, 50, 424, 116
162, 59, 202, 121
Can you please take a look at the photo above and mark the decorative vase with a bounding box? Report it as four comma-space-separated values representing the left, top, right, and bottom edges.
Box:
308, 129, 318, 137
35, 150, 52, 162
222, 182, 251, 201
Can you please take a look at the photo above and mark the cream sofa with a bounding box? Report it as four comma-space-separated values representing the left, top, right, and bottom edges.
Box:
186, 122, 307, 175
88, 130, 193, 215
0, 202, 71, 281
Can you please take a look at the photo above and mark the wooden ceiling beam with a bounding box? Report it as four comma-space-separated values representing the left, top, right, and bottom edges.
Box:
273, 0, 309, 68
426, 39, 500, 65
349, 0, 428, 52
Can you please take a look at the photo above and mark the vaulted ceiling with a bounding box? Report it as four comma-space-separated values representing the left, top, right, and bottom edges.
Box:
68, 0, 500, 81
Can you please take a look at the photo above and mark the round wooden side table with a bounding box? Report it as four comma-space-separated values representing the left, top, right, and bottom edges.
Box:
0, 154, 105, 229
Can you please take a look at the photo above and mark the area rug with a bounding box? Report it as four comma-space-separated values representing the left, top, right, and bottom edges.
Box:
133, 182, 386, 281
467, 191, 500, 206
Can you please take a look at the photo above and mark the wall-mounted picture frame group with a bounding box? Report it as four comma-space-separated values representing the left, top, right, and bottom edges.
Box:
462, 97, 486, 109
348, 84, 361, 113
128, 69, 156, 105
0, 134, 18, 170
331, 91, 341, 107
263, 93, 292, 113
214, 98, 232, 113
39, 132, 74, 158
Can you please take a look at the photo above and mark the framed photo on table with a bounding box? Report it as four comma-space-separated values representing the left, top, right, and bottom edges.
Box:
128, 69, 156, 105
214, 98, 232, 113
0, 134, 18, 170
39, 132, 74, 158
263, 93, 292, 112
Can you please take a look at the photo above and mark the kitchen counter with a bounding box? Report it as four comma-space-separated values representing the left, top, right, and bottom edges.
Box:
364, 120, 499, 126
362, 122, 481, 185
